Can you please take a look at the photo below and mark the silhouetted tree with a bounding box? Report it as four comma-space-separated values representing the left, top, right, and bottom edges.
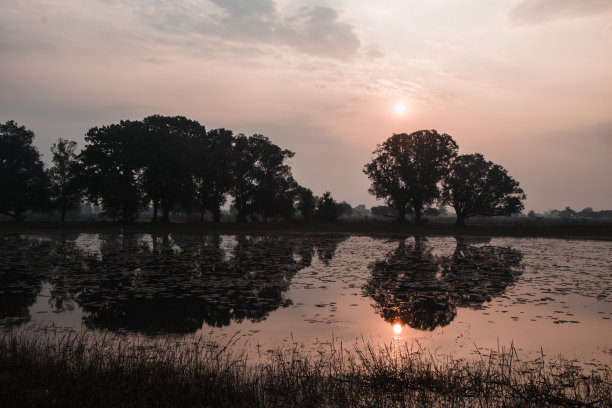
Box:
230, 134, 297, 222
0, 120, 49, 220
315, 191, 338, 221
336, 201, 353, 218
371, 205, 400, 219
80, 120, 144, 222
140, 115, 204, 222
249, 135, 298, 221
296, 186, 316, 219
364, 130, 458, 224
194, 128, 234, 222
230, 134, 255, 222
442, 153, 525, 226
47, 138, 81, 221
559, 206, 576, 219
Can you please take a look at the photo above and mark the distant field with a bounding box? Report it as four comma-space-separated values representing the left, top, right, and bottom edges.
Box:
1, 219, 611, 240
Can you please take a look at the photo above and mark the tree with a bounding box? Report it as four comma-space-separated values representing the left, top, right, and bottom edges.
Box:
364, 130, 458, 224
336, 201, 353, 218
230, 134, 297, 222
79, 120, 144, 222
194, 128, 234, 223
48, 138, 81, 221
0, 120, 49, 220
442, 153, 525, 226
315, 191, 338, 222
296, 187, 316, 220
371, 205, 399, 219
140, 115, 204, 223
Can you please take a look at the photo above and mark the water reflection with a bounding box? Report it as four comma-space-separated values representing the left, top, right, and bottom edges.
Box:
363, 236, 523, 331
0, 233, 348, 333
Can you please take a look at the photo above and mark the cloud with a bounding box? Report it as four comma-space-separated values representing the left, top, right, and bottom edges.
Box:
121, 0, 361, 60
209, 0, 276, 19
509, 0, 612, 25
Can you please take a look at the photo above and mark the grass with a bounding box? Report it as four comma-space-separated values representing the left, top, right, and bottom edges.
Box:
1, 329, 610, 407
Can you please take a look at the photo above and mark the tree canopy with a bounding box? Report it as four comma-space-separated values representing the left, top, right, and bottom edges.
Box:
0, 120, 49, 220
48, 138, 81, 221
442, 153, 526, 226
363, 130, 458, 224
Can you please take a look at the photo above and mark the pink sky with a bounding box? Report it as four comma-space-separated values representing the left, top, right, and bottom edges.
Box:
1, 0, 611, 212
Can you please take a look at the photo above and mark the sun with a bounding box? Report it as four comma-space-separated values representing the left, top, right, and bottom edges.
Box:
394, 102, 406, 115
393, 323, 402, 334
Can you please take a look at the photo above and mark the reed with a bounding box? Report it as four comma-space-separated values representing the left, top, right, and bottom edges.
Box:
1, 328, 610, 407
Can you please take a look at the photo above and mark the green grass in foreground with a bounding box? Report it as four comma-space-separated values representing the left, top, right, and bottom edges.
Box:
0, 330, 610, 407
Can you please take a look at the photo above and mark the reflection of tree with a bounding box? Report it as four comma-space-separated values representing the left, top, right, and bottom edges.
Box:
0, 233, 348, 334
0, 236, 45, 326
364, 236, 523, 331
443, 237, 523, 308
49, 234, 347, 333
0, 234, 80, 326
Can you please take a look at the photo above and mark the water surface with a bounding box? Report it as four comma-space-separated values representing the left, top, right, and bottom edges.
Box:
1, 233, 610, 370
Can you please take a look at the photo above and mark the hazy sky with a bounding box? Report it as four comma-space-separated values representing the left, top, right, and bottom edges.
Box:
1, 0, 611, 212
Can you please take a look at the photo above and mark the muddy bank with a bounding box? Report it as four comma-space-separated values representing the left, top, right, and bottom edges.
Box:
1, 220, 611, 240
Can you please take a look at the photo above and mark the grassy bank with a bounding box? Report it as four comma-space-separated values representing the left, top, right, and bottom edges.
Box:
1, 330, 610, 407
1, 219, 612, 240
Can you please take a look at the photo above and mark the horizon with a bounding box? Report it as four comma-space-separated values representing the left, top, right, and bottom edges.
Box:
1, 1, 611, 213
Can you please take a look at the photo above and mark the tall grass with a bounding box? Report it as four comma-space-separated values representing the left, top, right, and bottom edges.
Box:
1, 329, 610, 407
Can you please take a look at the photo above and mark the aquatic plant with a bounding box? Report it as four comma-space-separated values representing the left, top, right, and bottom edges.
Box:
1, 328, 609, 407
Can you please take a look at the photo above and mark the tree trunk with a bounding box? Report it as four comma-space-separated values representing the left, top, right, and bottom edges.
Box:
162, 205, 170, 223
414, 207, 422, 225
212, 203, 221, 223
455, 213, 466, 227
152, 200, 159, 223
61, 205, 67, 222
396, 206, 407, 223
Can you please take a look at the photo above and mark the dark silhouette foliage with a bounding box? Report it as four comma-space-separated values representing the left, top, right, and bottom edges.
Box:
296, 187, 316, 219
371, 205, 400, 219
336, 201, 353, 218
442, 153, 525, 226
315, 191, 338, 222
194, 128, 233, 223
47, 138, 81, 221
230, 134, 298, 222
364, 130, 458, 224
79, 120, 144, 222
140, 115, 205, 222
0, 121, 49, 220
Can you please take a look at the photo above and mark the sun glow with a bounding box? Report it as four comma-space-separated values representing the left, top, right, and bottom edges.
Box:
393, 323, 402, 334
394, 102, 406, 115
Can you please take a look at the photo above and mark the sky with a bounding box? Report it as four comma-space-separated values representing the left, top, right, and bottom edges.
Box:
1, 0, 611, 212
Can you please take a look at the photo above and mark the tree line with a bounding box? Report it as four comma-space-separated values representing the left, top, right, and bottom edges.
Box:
0, 117, 350, 223
1, 119, 526, 225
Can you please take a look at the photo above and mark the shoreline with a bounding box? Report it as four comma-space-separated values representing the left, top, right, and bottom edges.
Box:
1, 220, 611, 240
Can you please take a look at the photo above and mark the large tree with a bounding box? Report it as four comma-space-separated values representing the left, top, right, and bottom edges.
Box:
230, 134, 297, 222
0, 120, 49, 220
442, 153, 526, 226
193, 128, 234, 223
363, 130, 458, 224
140, 115, 204, 222
80, 120, 144, 222
47, 138, 81, 221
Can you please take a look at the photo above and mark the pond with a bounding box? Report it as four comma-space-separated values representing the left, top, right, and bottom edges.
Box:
1, 232, 611, 370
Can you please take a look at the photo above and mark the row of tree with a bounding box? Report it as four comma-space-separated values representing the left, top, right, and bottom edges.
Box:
1, 118, 356, 223
1, 120, 525, 225
364, 130, 526, 225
